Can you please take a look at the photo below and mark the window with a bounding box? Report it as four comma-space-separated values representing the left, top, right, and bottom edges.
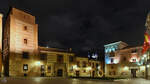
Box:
123, 57, 126, 61
88, 62, 91, 66
92, 63, 94, 68
111, 58, 114, 63
41, 65, 45, 71
22, 52, 29, 59
83, 70, 86, 73
111, 66, 114, 69
57, 55, 63, 63
110, 52, 115, 57
113, 71, 116, 75
77, 61, 80, 67
131, 49, 137, 53
24, 39, 27, 44
40, 53, 47, 60
23, 64, 28, 71
109, 71, 116, 75
69, 56, 74, 62
96, 63, 99, 68
109, 71, 112, 75
47, 66, 51, 73
70, 66, 73, 72
24, 26, 27, 30
47, 66, 51, 70
82, 61, 86, 67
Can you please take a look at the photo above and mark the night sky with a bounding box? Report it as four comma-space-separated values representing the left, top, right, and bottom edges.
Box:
0, 0, 150, 57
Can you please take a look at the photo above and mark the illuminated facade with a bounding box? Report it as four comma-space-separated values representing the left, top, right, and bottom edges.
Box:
3, 8, 38, 76
0, 8, 104, 77
105, 41, 145, 78
0, 13, 3, 76
39, 46, 75, 77
68, 57, 103, 78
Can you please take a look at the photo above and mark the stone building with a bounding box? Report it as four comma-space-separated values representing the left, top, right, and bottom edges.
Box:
0, 7, 103, 77
104, 41, 145, 78
38, 47, 104, 78
71, 57, 103, 78
3, 8, 38, 77
39, 46, 75, 77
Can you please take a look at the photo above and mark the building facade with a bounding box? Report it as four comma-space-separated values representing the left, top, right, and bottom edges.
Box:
3, 8, 38, 77
39, 47, 103, 78
39, 46, 75, 77
0, 8, 104, 77
105, 41, 145, 78
71, 57, 103, 78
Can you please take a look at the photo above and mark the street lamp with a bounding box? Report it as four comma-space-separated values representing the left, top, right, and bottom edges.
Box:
147, 65, 150, 68
35, 61, 41, 66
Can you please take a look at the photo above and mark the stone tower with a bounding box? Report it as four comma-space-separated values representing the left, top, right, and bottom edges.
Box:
3, 8, 38, 76
0, 13, 3, 76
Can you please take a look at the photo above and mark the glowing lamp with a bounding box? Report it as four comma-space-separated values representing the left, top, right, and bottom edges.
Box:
143, 54, 147, 58
98, 66, 101, 70
123, 66, 128, 71
35, 61, 41, 66
147, 65, 150, 68
73, 65, 78, 70
86, 67, 92, 71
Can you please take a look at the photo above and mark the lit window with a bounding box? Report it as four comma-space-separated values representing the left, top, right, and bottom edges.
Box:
41, 65, 45, 71
24, 39, 27, 44
47, 66, 51, 70
23, 64, 28, 71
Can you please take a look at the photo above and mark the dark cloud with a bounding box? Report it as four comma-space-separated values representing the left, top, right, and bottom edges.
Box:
0, 0, 150, 56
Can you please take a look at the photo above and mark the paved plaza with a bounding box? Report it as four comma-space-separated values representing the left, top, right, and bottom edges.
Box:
0, 77, 150, 84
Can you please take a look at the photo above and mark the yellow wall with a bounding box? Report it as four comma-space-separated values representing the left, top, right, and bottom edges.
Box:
39, 47, 75, 77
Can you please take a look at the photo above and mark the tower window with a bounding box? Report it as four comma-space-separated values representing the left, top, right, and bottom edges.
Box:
24, 39, 27, 44
23, 64, 28, 71
24, 26, 27, 30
